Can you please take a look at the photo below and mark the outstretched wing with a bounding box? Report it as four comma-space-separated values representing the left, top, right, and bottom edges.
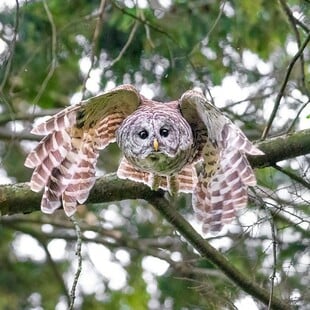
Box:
25, 84, 141, 216
180, 90, 263, 233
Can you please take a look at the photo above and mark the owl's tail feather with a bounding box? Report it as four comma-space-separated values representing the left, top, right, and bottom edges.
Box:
25, 108, 98, 216
117, 157, 196, 194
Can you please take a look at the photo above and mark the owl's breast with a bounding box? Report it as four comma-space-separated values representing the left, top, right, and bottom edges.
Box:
127, 148, 191, 176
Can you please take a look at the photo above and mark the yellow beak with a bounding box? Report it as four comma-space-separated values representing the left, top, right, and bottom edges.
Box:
153, 138, 159, 152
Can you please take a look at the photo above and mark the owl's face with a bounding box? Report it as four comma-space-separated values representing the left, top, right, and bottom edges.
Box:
116, 106, 194, 175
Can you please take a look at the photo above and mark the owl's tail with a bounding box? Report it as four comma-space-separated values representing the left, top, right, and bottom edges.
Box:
193, 123, 264, 233
25, 106, 98, 216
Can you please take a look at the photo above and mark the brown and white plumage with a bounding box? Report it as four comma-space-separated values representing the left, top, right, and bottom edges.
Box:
25, 85, 141, 216
25, 84, 263, 232
180, 90, 263, 232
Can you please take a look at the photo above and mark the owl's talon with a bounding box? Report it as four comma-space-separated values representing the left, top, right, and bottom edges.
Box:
150, 174, 160, 191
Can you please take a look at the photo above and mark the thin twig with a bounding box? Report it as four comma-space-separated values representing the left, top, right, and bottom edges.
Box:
204, 0, 226, 43
261, 32, 310, 139
0, 222, 70, 302
31, 0, 58, 107
0, 109, 61, 126
249, 189, 279, 310
111, 0, 177, 44
286, 98, 310, 132
0, 127, 41, 141
225, 92, 275, 109
68, 216, 83, 310
187, 1, 227, 105
274, 164, 310, 190
0, 0, 19, 92
81, 0, 106, 98
293, 16, 310, 33
140, 10, 155, 48
106, 19, 139, 69
270, 205, 310, 237
40, 240, 71, 304
148, 195, 291, 310
268, 214, 277, 310
278, 0, 307, 95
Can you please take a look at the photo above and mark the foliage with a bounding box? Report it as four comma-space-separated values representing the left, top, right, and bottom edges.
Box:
0, 0, 309, 309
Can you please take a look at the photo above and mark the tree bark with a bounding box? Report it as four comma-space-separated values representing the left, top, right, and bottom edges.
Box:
249, 128, 310, 168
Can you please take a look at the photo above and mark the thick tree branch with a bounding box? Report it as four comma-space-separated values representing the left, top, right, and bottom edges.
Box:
1, 129, 310, 215
0, 129, 309, 309
250, 128, 310, 168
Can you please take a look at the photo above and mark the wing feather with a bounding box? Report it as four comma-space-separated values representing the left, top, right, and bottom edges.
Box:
25, 84, 141, 216
31, 105, 80, 135
180, 90, 263, 233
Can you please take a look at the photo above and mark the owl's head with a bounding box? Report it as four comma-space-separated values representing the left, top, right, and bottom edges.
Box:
116, 105, 193, 174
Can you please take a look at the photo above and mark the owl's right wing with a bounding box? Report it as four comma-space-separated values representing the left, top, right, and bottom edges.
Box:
25, 84, 141, 216
180, 90, 264, 233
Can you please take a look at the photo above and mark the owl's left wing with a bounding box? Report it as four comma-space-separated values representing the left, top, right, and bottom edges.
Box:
25, 84, 141, 216
180, 90, 264, 233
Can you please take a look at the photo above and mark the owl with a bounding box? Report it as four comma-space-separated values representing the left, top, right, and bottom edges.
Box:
25, 84, 263, 233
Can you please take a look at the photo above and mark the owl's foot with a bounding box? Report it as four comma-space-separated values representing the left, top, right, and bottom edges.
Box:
150, 174, 160, 191
166, 175, 179, 197
151, 174, 178, 198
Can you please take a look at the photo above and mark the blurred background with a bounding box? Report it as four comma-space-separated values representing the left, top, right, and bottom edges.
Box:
0, 0, 309, 309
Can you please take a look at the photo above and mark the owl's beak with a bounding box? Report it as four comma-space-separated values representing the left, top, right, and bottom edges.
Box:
153, 138, 159, 152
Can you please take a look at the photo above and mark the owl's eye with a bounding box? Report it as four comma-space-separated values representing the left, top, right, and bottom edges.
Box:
138, 129, 149, 139
159, 128, 169, 137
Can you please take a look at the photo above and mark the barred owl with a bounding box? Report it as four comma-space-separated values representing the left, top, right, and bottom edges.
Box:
25, 84, 263, 233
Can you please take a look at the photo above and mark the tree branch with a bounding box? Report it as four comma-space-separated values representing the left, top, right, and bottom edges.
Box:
147, 195, 290, 310
0, 0, 19, 92
250, 129, 310, 168
0, 180, 290, 308
68, 216, 83, 310
278, 0, 307, 94
81, 0, 106, 97
31, 0, 58, 107
0, 109, 62, 126
1, 129, 310, 215
1, 129, 309, 309
261, 32, 310, 139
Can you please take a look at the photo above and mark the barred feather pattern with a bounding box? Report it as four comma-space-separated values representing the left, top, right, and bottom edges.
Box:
25, 85, 141, 216
24, 106, 123, 216
193, 122, 264, 233
95, 112, 125, 149
117, 157, 196, 194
